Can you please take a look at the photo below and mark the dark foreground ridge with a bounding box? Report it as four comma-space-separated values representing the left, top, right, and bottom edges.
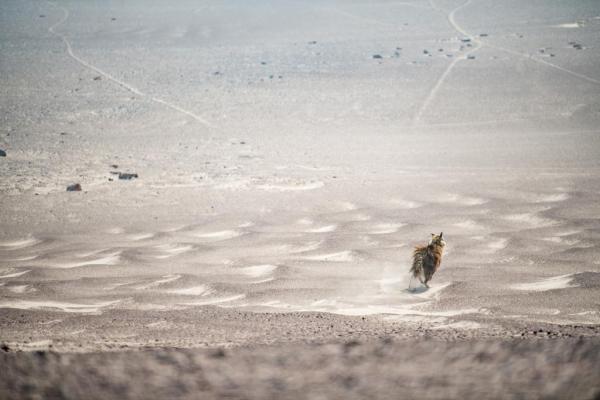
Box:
2, 338, 599, 400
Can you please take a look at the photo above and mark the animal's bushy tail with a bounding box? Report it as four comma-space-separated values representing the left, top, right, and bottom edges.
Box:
410, 247, 425, 278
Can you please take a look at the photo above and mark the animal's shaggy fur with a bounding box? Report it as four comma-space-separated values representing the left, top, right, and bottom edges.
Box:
410, 232, 446, 288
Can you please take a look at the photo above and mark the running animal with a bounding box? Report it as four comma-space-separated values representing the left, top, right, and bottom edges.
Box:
410, 232, 446, 288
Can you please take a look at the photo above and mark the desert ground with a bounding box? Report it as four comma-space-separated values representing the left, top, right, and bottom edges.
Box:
1, 0, 600, 398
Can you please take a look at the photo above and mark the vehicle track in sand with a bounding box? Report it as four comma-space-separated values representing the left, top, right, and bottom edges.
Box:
412, 0, 482, 127
46, 1, 216, 130
413, 0, 600, 126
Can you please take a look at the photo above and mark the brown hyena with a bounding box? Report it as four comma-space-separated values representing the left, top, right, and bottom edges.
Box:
410, 232, 446, 288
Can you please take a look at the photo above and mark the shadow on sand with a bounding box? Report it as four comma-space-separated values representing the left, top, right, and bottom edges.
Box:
406, 286, 430, 294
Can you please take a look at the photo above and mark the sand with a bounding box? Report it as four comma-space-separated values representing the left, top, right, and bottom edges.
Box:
1, 0, 600, 398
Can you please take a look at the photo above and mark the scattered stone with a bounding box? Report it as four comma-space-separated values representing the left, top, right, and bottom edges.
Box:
110, 164, 118, 169
343, 340, 361, 350
0, 149, 6, 157
461, 38, 471, 42
213, 71, 221, 76
60, 132, 68, 136
372, 54, 383, 59
39, 14, 45, 18
210, 348, 226, 358
0, 343, 9, 352
111, 17, 116, 21
118, 172, 138, 180
423, 50, 429, 55
93, 76, 102, 81
467, 55, 476, 60
108, 178, 113, 182
260, 61, 267, 65
479, 33, 488, 37
66, 183, 82, 192
308, 41, 317, 45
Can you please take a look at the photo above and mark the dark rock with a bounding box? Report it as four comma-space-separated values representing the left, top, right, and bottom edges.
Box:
111, 17, 116, 21
0, 149, 6, 157
118, 172, 138, 180
66, 183, 82, 192
260, 61, 267, 65
372, 54, 383, 59
0, 343, 9, 352
39, 14, 45, 18
308, 41, 317, 45
110, 164, 118, 169
210, 348, 226, 358
479, 33, 488, 37
467, 55, 476, 60
93, 76, 102, 81
344, 340, 361, 350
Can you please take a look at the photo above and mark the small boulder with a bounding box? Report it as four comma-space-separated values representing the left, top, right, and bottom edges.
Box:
118, 172, 138, 180
0, 149, 6, 157
372, 54, 383, 59
66, 183, 82, 192
93, 76, 102, 81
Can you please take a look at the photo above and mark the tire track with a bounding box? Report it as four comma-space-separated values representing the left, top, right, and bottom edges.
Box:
412, 0, 481, 127
414, 0, 600, 126
46, 2, 216, 129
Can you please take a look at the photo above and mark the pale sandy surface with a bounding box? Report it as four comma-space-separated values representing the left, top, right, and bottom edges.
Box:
1, 0, 600, 398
